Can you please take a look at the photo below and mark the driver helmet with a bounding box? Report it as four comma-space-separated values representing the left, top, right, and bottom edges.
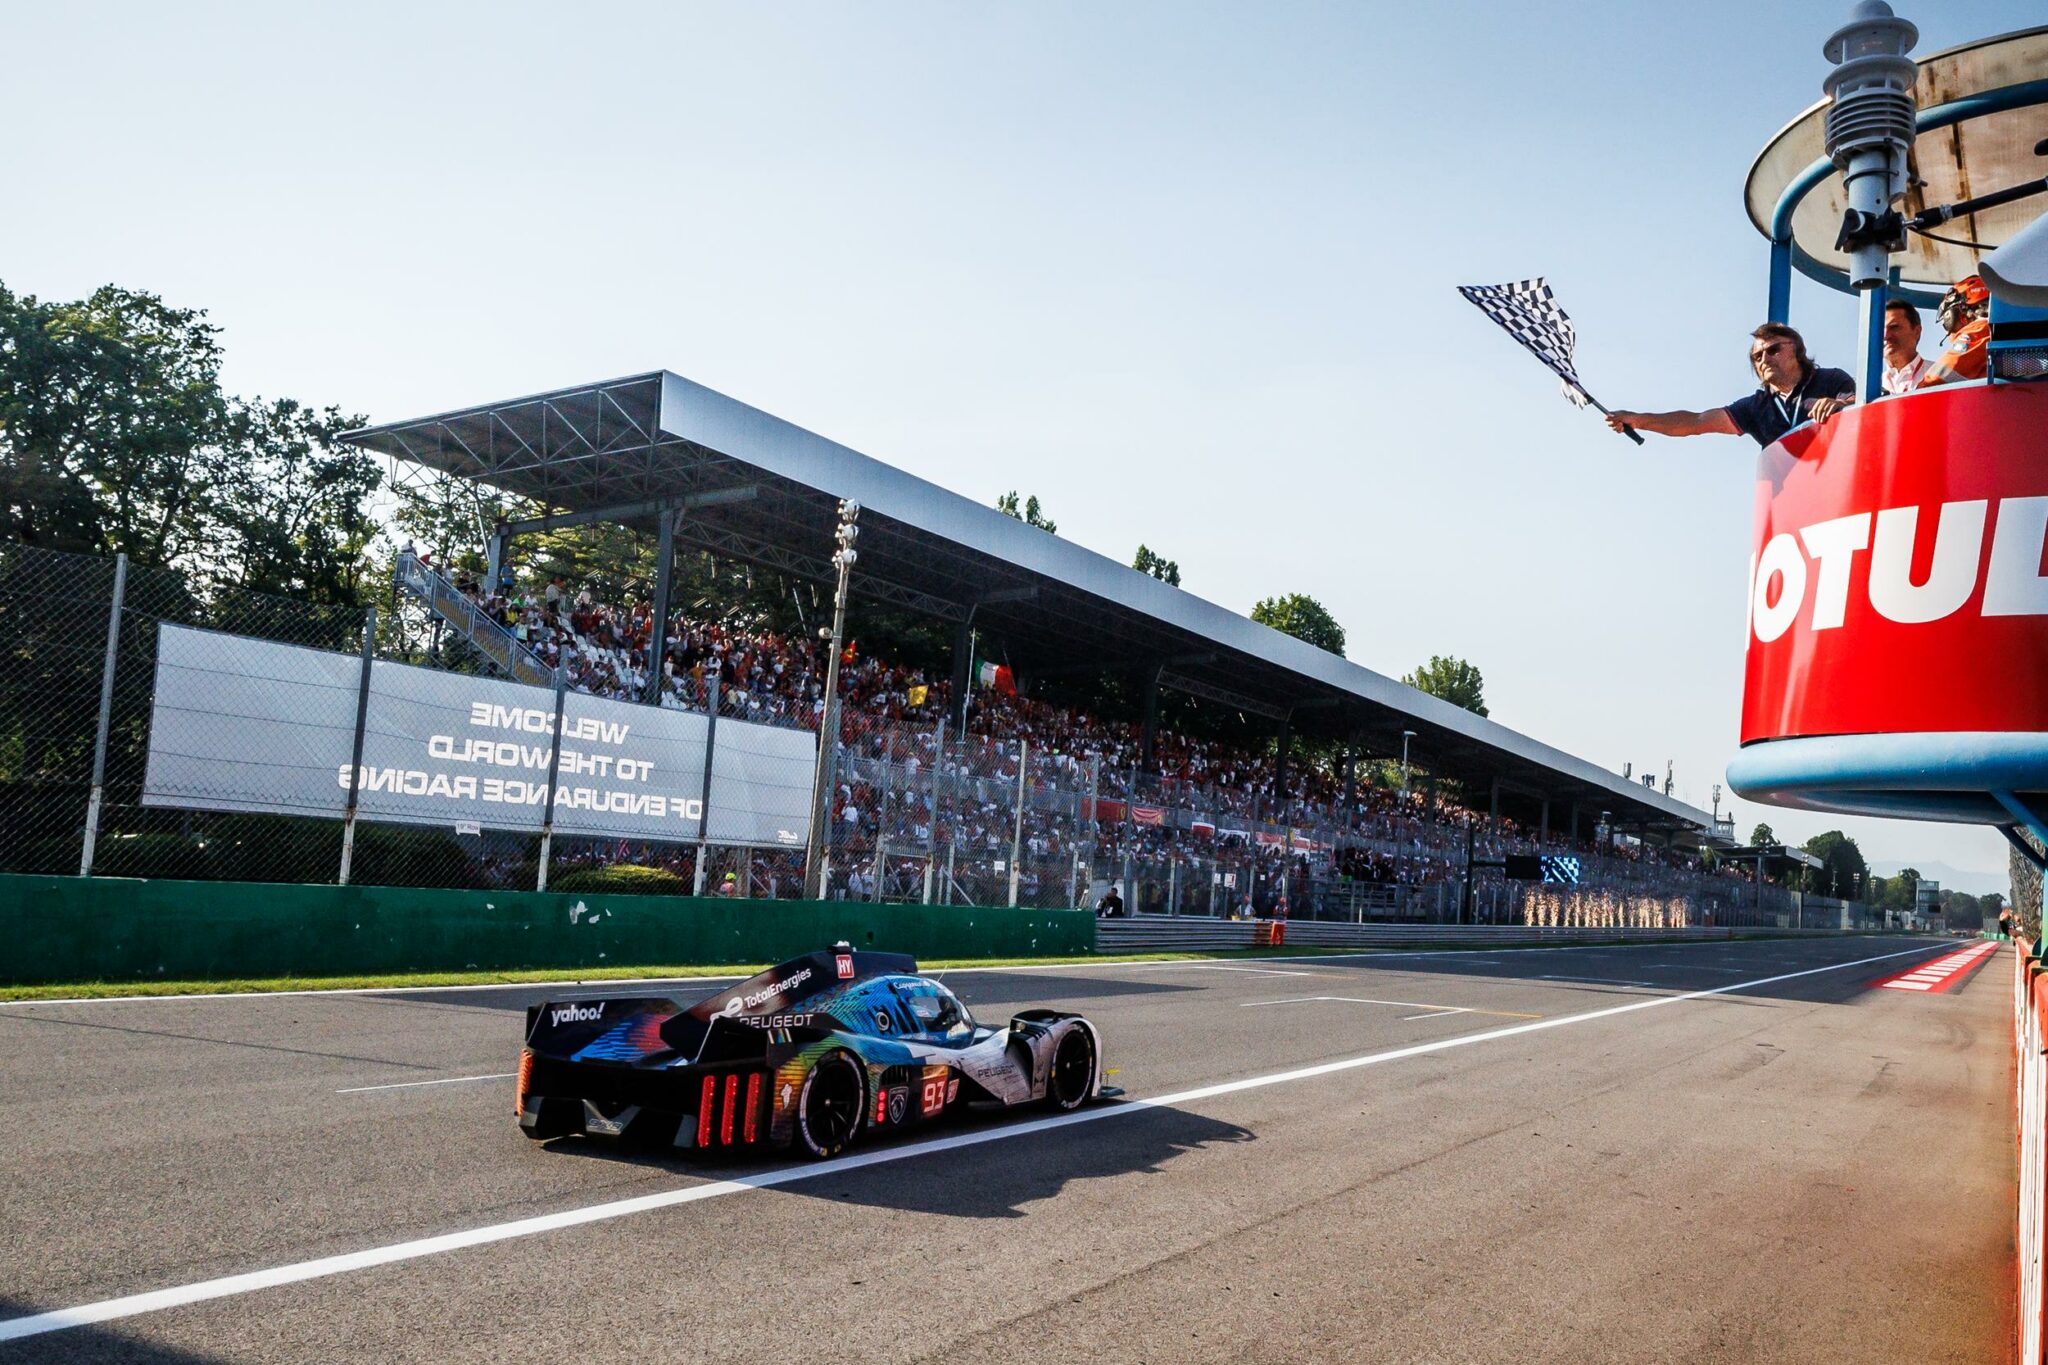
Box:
1936, 274, 1989, 333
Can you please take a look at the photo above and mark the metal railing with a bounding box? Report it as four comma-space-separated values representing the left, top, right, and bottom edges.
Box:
393, 552, 555, 688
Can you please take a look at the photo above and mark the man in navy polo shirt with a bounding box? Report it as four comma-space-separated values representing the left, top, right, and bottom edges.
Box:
1604, 323, 1857, 447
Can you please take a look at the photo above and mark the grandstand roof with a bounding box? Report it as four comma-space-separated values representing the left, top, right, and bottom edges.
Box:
341, 371, 1714, 838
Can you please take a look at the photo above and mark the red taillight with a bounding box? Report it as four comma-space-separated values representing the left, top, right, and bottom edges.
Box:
721, 1074, 739, 1146
743, 1072, 761, 1144
515, 1049, 534, 1117
697, 1074, 715, 1148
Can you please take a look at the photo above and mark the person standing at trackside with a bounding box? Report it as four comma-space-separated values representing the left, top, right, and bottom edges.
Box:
1880, 300, 1929, 394
1095, 885, 1124, 918
1604, 323, 1857, 447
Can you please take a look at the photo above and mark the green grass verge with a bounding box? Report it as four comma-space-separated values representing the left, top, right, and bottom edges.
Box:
0, 933, 1905, 1002
0, 947, 1371, 1001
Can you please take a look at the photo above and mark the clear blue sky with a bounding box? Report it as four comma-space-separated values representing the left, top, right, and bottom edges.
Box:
6, 1, 2038, 893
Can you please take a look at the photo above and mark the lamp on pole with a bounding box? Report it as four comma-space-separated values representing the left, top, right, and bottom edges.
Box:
1400, 730, 1416, 791
804, 500, 859, 899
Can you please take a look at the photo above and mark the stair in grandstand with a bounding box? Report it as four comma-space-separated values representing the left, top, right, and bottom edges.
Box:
393, 552, 556, 688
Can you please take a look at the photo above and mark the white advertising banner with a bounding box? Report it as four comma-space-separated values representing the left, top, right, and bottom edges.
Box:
141, 625, 813, 848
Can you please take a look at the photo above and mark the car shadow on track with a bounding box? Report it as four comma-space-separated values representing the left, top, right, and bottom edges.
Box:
537, 1098, 1255, 1219
0, 1299, 227, 1363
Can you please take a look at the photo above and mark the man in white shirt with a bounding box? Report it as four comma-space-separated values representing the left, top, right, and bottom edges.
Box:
1880, 299, 1929, 395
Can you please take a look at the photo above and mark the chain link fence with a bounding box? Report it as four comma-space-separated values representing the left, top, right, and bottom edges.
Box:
0, 544, 817, 894
2, 541, 1864, 924
816, 710, 1101, 909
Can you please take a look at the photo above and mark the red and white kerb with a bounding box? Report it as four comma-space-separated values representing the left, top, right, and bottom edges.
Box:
1869, 941, 1999, 994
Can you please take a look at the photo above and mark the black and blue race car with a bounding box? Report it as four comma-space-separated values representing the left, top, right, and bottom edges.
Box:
518, 943, 1107, 1158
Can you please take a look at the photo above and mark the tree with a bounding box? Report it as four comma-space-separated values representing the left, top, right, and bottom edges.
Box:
1802, 830, 1868, 899
1252, 593, 1346, 657
995, 491, 1056, 534
1403, 655, 1486, 716
211, 397, 377, 603
0, 280, 379, 602
1749, 822, 1777, 847
1872, 867, 1923, 914
1940, 889, 1984, 931
1, 282, 226, 561
1133, 544, 1180, 586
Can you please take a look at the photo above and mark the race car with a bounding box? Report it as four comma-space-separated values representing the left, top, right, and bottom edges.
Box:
517, 943, 1107, 1158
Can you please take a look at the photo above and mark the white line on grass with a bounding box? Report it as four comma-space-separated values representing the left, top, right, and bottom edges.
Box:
0, 939, 1959, 1346
0, 976, 752, 1008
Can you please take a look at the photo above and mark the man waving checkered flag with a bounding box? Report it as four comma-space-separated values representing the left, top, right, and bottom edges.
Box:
1458, 278, 1641, 443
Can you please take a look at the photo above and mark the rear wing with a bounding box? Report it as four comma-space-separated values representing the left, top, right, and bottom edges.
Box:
523, 995, 681, 1061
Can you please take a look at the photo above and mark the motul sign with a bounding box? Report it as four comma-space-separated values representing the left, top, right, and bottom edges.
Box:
1742, 383, 2048, 743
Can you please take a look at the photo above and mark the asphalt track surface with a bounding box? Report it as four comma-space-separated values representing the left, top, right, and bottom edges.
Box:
0, 936, 2015, 1363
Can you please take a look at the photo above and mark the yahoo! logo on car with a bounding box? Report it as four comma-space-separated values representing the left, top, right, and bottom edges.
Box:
549, 1002, 606, 1027
1748, 496, 2048, 644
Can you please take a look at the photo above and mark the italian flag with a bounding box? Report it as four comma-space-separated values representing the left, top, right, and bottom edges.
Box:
974, 657, 1016, 696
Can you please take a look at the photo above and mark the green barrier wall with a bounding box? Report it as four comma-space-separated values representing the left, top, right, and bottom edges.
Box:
0, 874, 1098, 986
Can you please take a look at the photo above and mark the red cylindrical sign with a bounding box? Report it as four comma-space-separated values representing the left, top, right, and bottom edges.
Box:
1741, 382, 2048, 743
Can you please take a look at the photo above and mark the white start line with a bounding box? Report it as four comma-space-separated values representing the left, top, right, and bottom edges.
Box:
0, 939, 1956, 1346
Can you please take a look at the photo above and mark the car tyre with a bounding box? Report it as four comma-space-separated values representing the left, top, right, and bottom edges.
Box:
1043, 1025, 1096, 1111
797, 1050, 865, 1158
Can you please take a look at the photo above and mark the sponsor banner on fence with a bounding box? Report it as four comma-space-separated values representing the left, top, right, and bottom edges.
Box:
1742, 383, 2048, 742
141, 625, 814, 847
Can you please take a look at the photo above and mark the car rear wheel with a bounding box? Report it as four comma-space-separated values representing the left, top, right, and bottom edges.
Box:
1044, 1026, 1096, 1111
797, 1051, 865, 1158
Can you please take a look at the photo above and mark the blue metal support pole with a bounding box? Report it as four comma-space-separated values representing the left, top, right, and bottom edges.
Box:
1857, 279, 1888, 402
1995, 790, 2048, 854
1767, 239, 1793, 325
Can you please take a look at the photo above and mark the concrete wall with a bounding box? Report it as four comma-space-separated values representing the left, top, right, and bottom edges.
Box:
0, 874, 1096, 985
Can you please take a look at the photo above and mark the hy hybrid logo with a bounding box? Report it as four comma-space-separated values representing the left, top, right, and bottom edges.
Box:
549, 1002, 606, 1027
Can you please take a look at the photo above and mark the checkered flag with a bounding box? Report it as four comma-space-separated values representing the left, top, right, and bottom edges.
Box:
1458, 278, 1641, 443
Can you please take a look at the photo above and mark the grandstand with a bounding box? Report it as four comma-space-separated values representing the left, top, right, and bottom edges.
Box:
342, 371, 1755, 921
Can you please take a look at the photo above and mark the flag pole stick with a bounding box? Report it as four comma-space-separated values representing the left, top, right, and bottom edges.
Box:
1578, 392, 1645, 445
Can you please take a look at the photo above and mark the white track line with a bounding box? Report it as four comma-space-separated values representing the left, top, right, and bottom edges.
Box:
0, 940, 1955, 1345
1228, 998, 1540, 1019
1153, 964, 1322, 977
1538, 975, 1656, 987
337, 1073, 515, 1095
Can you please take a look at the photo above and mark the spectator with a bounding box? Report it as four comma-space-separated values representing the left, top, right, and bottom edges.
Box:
1605, 323, 1856, 447
1095, 885, 1125, 918
1880, 299, 1928, 394
1919, 275, 1991, 388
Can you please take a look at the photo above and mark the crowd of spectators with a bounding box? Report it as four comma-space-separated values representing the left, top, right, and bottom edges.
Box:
412, 553, 1757, 913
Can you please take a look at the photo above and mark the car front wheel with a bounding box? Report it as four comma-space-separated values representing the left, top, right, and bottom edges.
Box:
1043, 1026, 1096, 1111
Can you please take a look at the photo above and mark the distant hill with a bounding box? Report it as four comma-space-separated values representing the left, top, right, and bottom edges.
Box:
1868, 859, 2011, 898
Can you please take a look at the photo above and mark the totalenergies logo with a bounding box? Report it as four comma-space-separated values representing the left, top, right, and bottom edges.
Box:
1748, 496, 2048, 644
